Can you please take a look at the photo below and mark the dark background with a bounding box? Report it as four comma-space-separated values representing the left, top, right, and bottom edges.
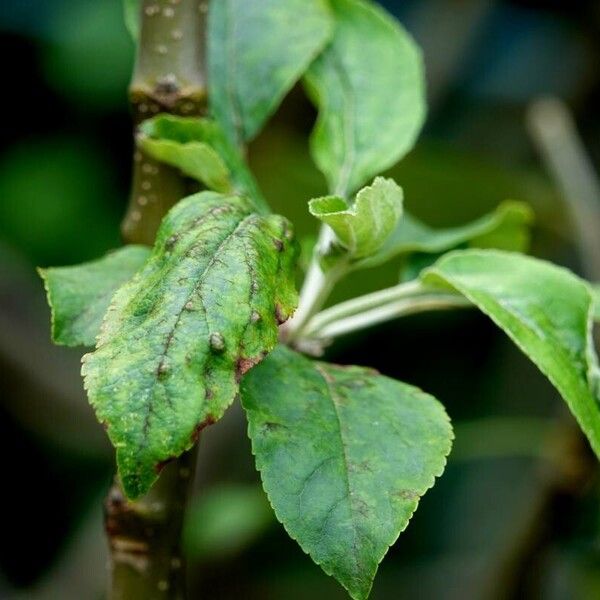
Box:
1, 0, 600, 598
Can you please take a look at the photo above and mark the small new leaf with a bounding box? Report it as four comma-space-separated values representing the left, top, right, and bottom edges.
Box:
39, 246, 150, 347
242, 346, 452, 600
208, 0, 333, 146
309, 177, 403, 260
357, 200, 533, 271
82, 192, 298, 499
423, 250, 600, 458
138, 116, 266, 211
305, 0, 425, 196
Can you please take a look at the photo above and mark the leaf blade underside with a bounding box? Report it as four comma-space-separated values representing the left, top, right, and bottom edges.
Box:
241, 346, 453, 600
83, 192, 298, 499
423, 249, 600, 458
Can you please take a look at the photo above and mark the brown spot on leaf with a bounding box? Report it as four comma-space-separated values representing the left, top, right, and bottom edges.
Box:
275, 304, 288, 325
236, 353, 266, 380
190, 416, 216, 443
165, 235, 179, 251
154, 457, 176, 474
394, 489, 421, 502
273, 238, 284, 252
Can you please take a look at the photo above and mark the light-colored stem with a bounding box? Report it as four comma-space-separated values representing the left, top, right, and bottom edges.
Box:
284, 226, 347, 341
311, 294, 469, 340
303, 279, 425, 336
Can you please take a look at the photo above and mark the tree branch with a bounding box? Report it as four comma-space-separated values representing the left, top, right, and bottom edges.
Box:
122, 0, 208, 245
106, 2, 207, 597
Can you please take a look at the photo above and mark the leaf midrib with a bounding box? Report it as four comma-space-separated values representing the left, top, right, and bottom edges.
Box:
314, 363, 363, 580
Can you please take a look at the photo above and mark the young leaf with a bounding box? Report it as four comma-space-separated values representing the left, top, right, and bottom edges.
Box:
82, 192, 298, 499
357, 200, 533, 270
139, 131, 231, 194
305, 0, 425, 196
422, 250, 600, 458
138, 115, 267, 211
309, 177, 403, 259
39, 245, 150, 347
123, 0, 140, 41
208, 0, 333, 146
241, 345, 452, 600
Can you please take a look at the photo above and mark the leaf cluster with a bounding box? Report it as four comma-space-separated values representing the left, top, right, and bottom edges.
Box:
39, 1, 600, 598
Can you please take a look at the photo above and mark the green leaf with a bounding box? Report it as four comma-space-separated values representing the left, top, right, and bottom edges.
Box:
309, 177, 403, 259
39, 245, 150, 347
208, 0, 333, 146
357, 200, 533, 271
305, 0, 425, 196
123, 0, 140, 41
138, 116, 267, 211
422, 250, 600, 459
82, 192, 298, 499
592, 285, 600, 321
241, 345, 452, 600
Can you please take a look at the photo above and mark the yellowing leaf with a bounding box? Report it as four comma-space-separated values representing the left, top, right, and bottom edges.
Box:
83, 192, 298, 498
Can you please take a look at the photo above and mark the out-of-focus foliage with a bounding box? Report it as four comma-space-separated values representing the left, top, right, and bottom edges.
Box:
184, 484, 274, 560
0, 138, 121, 266
42, 1, 133, 109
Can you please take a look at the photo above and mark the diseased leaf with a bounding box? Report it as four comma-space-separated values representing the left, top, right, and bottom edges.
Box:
309, 177, 403, 259
241, 346, 452, 600
422, 250, 600, 458
305, 0, 425, 196
208, 0, 333, 145
82, 192, 298, 499
123, 0, 140, 41
138, 115, 267, 211
39, 245, 150, 347
357, 200, 533, 271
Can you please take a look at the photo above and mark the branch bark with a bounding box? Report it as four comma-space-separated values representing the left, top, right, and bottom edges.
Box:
106, 1, 207, 597
122, 0, 208, 245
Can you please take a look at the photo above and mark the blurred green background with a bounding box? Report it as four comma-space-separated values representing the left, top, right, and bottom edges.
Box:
1, 0, 600, 598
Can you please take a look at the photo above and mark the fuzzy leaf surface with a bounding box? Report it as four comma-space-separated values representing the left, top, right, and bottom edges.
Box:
357, 200, 533, 271
241, 346, 452, 600
305, 0, 425, 196
139, 116, 266, 211
208, 0, 332, 145
593, 284, 600, 321
39, 245, 150, 347
309, 177, 403, 259
82, 193, 298, 499
423, 250, 600, 458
